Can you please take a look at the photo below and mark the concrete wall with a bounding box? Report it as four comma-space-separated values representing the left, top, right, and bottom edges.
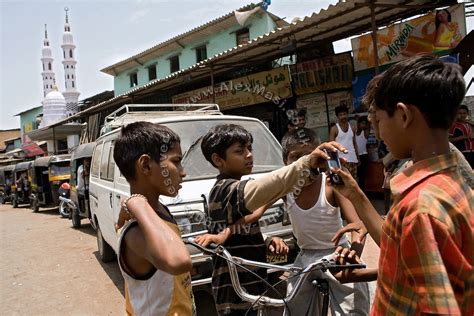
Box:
113, 12, 277, 96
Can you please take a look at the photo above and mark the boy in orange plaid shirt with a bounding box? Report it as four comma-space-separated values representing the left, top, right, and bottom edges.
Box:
331, 55, 473, 315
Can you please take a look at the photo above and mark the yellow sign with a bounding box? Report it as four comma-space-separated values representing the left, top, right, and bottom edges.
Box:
289, 53, 353, 95
172, 67, 292, 110
351, 4, 466, 71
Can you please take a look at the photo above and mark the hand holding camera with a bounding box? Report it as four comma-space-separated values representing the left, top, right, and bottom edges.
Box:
324, 149, 344, 185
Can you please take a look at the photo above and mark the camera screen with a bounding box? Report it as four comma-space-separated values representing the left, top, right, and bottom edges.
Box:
327, 158, 341, 169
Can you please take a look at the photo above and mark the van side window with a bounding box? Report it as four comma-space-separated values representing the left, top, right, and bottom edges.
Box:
100, 142, 114, 181
107, 143, 115, 180
91, 143, 103, 178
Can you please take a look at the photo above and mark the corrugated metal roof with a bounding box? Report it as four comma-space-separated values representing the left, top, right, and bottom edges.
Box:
101, 3, 288, 75
55, 0, 457, 127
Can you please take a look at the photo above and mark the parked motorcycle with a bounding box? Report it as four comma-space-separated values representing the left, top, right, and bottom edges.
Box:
58, 182, 71, 218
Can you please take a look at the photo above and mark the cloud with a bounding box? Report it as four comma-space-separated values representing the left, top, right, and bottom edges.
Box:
129, 8, 150, 24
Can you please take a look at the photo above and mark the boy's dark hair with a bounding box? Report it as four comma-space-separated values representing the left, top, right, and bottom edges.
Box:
281, 128, 319, 161
201, 124, 253, 168
113, 121, 180, 181
458, 105, 469, 112
335, 105, 349, 116
297, 108, 307, 118
362, 74, 383, 109
357, 116, 368, 124
374, 54, 465, 129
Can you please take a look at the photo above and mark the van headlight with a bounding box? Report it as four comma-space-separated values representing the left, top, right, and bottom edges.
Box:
174, 210, 208, 236
176, 217, 192, 235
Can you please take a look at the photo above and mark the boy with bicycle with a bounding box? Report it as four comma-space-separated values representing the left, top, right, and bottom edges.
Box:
281, 128, 370, 315
198, 124, 347, 315
113, 122, 195, 315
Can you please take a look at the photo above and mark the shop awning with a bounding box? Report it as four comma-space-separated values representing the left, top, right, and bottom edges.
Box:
21, 142, 46, 157
27, 124, 85, 141
50, 0, 458, 126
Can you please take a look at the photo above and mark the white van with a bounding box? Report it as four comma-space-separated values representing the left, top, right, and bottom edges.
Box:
89, 104, 294, 312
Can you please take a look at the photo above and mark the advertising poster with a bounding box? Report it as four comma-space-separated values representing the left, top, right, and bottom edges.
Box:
351, 4, 466, 71
296, 93, 326, 128
172, 67, 292, 110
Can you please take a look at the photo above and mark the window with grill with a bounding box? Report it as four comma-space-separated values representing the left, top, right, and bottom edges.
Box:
148, 64, 157, 81
130, 72, 138, 87
169, 55, 180, 73
195, 45, 207, 63
236, 28, 250, 45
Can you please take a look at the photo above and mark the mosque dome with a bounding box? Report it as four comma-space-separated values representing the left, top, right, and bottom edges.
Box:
40, 87, 67, 128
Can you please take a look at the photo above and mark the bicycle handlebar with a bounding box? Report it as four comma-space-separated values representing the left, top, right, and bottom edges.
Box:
185, 237, 366, 308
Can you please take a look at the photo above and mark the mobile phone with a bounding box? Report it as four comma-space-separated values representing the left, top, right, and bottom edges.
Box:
324, 149, 344, 185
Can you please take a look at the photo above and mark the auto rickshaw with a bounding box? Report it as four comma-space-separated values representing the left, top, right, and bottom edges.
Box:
11, 161, 33, 208
0, 164, 15, 204
63, 142, 95, 228
30, 154, 71, 214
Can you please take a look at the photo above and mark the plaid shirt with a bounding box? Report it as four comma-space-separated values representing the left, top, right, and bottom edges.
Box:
372, 153, 473, 315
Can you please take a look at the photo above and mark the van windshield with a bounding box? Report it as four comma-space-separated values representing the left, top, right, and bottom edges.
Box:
165, 119, 283, 180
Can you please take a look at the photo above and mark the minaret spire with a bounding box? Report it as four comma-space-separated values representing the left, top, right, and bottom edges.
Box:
61, 7, 80, 116
41, 24, 56, 98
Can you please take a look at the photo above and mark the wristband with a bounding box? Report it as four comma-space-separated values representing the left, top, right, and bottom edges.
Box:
122, 194, 148, 217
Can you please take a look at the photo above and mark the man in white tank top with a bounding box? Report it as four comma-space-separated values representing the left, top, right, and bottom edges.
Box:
355, 116, 369, 190
329, 105, 359, 179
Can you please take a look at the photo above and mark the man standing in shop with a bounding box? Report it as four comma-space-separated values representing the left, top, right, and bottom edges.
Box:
329, 105, 359, 179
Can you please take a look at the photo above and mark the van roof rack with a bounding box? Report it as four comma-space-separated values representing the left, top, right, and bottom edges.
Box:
100, 104, 222, 135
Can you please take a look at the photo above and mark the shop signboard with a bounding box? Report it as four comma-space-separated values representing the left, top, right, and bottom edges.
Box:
171, 67, 292, 110
296, 90, 353, 141
351, 4, 466, 71
296, 91, 352, 129
290, 52, 353, 95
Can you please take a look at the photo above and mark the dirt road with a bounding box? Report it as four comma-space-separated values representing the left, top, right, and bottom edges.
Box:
0, 204, 124, 315
1, 202, 380, 315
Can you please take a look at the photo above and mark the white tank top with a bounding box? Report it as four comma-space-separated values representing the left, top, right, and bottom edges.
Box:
335, 123, 358, 163
356, 131, 368, 155
285, 173, 348, 250
118, 220, 194, 316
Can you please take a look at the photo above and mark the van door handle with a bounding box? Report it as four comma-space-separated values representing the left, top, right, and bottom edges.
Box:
109, 192, 113, 208
116, 194, 121, 199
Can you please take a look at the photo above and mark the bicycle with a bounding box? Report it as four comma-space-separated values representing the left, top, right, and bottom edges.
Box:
186, 238, 367, 316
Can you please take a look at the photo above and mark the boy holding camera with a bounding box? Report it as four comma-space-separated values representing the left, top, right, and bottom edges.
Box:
332, 55, 473, 315
199, 124, 347, 315
281, 128, 370, 315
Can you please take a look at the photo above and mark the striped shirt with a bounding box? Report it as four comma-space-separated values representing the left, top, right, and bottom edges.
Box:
208, 174, 267, 315
372, 153, 474, 315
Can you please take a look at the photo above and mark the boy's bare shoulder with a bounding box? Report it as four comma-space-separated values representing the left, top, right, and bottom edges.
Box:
123, 224, 145, 252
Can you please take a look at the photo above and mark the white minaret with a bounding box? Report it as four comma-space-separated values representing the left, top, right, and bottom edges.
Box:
41, 24, 56, 98
61, 7, 80, 116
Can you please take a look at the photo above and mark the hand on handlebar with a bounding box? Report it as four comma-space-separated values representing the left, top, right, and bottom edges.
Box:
330, 246, 369, 284
267, 237, 289, 255
194, 233, 226, 247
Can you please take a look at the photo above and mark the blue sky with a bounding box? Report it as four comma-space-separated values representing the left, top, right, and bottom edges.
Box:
1, 0, 473, 130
